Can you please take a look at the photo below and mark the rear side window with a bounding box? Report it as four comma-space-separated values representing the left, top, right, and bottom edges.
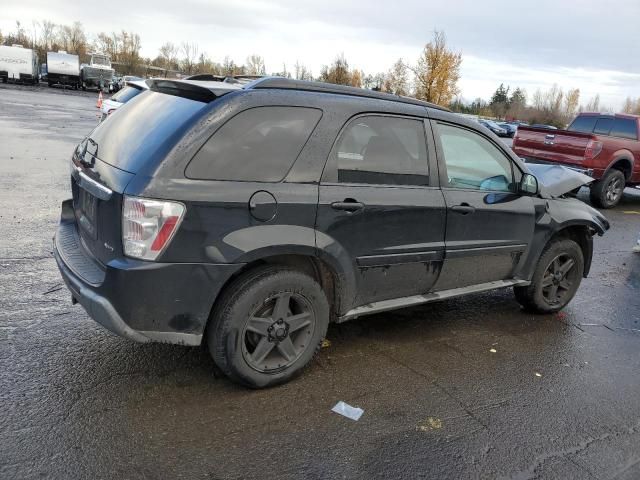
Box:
568, 115, 598, 133
186, 107, 322, 182
325, 115, 429, 186
610, 118, 638, 140
593, 117, 614, 135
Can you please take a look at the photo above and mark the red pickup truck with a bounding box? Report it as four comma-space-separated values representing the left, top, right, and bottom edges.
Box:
513, 113, 640, 208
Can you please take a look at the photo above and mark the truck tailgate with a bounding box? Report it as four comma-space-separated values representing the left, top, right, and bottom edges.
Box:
514, 127, 594, 167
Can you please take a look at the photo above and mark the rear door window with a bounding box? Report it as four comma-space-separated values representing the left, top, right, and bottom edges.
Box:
593, 117, 614, 136
610, 118, 638, 140
325, 115, 429, 186
186, 106, 322, 182
568, 115, 598, 133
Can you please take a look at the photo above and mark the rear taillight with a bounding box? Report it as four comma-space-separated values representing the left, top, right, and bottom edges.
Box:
122, 196, 185, 261
585, 139, 603, 160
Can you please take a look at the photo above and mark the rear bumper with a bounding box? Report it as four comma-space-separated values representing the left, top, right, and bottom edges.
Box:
53, 199, 243, 345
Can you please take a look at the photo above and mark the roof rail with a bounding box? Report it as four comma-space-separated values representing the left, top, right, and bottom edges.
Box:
247, 77, 449, 111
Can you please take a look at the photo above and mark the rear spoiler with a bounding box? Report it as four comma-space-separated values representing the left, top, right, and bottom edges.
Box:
148, 79, 242, 103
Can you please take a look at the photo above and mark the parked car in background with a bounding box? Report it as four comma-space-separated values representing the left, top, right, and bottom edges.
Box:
40, 64, 47, 82
55, 77, 608, 388
498, 122, 518, 138
0, 45, 38, 84
479, 119, 508, 136
46, 51, 80, 89
108, 75, 121, 93
99, 79, 149, 121
513, 113, 640, 208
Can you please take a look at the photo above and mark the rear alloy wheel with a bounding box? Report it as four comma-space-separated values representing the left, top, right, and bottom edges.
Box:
590, 169, 625, 208
209, 266, 329, 388
514, 239, 584, 313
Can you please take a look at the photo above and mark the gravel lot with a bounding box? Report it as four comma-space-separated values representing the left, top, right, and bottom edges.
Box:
2, 83, 640, 480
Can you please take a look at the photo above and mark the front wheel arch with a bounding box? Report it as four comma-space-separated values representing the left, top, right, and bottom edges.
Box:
544, 225, 593, 277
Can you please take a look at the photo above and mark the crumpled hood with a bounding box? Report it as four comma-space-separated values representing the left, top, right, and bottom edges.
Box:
526, 164, 594, 198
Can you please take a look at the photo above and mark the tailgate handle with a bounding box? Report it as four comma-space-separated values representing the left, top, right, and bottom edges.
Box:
545, 134, 556, 139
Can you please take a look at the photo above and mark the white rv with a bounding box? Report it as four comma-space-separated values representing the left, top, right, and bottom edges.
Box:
0, 45, 38, 84
47, 51, 80, 88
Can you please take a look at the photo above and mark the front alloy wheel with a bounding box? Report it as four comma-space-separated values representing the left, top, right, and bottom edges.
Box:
540, 254, 579, 307
514, 239, 585, 313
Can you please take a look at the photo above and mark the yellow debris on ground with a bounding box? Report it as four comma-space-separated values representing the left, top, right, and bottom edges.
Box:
416, 417, 443, 432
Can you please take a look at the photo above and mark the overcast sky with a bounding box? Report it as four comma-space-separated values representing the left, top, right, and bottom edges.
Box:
2, 0, 639, 108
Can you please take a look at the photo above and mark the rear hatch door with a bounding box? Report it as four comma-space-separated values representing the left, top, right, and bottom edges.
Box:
71, 86, 216, 265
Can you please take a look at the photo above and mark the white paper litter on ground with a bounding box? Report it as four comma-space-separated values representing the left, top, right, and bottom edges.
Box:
331, 401, 364, 421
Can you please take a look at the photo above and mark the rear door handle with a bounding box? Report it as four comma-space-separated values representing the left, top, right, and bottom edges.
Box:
451, 204, 475, 215
331, 200, 365, 212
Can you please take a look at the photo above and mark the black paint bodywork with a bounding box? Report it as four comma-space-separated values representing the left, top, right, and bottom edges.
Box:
53, 80, 610, 345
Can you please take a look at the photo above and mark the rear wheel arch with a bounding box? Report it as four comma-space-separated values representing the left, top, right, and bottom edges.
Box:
606, 155, 633, 180
206, 254, 344, 337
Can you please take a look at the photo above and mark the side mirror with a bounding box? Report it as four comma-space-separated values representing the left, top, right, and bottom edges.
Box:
520, 173, 539, 196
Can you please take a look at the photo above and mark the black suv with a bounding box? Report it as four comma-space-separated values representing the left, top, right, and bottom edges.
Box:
54, 78, 609, 388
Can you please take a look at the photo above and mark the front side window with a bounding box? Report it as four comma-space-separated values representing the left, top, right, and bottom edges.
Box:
437, 123, 515, 192
327, 115, 429, 186
186, 106, 322, 182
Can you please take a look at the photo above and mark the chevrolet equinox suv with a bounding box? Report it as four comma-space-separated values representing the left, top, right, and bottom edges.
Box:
54, 78, 609, 388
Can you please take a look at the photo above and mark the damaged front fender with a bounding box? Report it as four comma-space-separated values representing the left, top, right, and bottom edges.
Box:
526, 163, 595, 199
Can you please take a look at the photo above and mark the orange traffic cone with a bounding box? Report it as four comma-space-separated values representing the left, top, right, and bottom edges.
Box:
96, 91, 103, 109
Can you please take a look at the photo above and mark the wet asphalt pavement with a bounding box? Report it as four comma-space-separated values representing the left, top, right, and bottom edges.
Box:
2, 83, 640, 480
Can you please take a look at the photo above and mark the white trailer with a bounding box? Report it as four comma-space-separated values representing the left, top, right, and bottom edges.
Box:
47, 51, 80, 88
0, 45, 38, 84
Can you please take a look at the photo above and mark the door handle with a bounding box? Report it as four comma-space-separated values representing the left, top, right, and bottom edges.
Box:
331, 199, 365, 212
451, 204, 475, 215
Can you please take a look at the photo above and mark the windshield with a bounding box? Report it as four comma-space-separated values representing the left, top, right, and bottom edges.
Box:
111, 85, 143, 103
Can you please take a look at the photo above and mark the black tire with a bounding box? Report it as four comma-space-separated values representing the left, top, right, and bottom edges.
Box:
208, 266, 329, 388
514, 239, 584, 313
590, 169, 625, 208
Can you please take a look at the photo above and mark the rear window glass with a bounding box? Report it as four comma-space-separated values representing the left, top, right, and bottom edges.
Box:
89, 90, 207, 173
186, 107, 322, 182
111, 85, 143, 103
610, 118, 638, 140
568, 115, 598, 133
593, 117, 614, 135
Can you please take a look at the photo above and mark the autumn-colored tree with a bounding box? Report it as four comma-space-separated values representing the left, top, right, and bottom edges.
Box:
350, 69, 363, 88
584, 94, 601, 112
158, 42, 179, 70
319, 54, 351, 85
623, 97, 640, 115
563, 88, 580, 124
57, 22, 87, 57
385, 59, 409, 96
294, 61, 313, 81
413, 31, 462, 106
245, 54, 266, 76
181, 42, 199, 74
